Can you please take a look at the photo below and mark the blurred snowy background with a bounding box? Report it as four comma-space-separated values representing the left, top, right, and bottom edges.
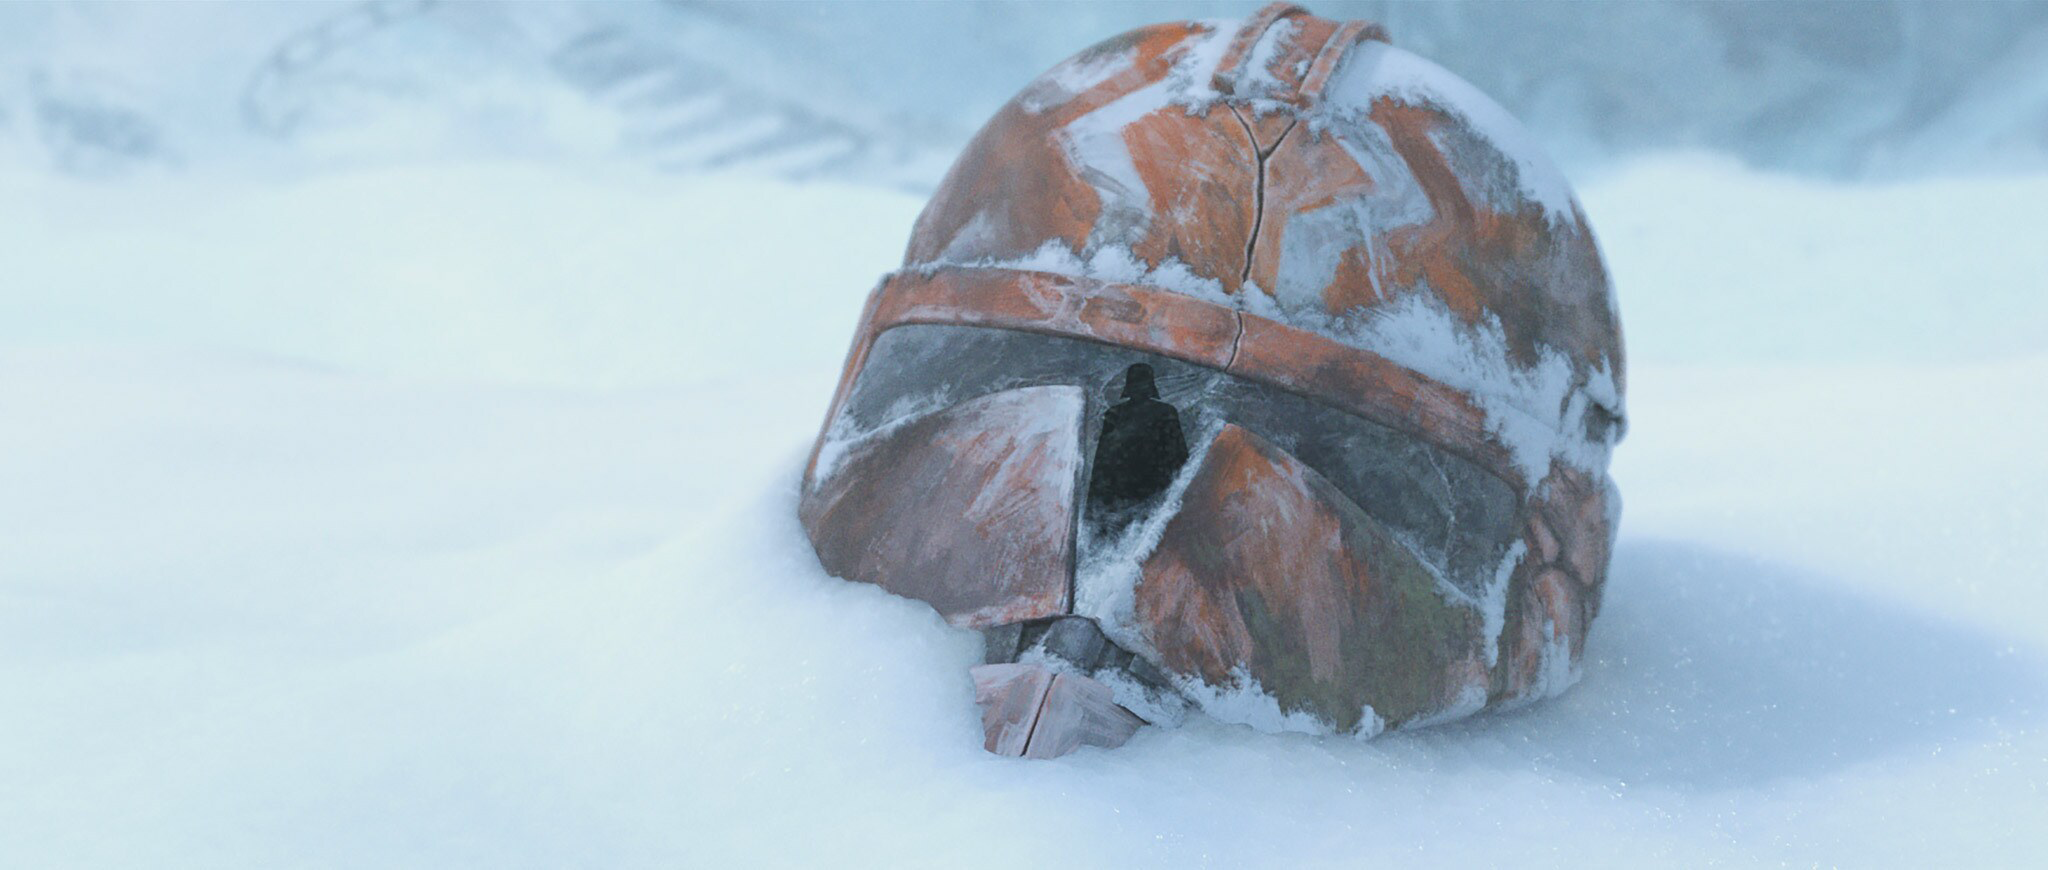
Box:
10, 0, 2048, 182
4, 2, 2046, 867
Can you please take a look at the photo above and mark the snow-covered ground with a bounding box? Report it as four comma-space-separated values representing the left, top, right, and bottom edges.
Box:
3, 151, 2044, 866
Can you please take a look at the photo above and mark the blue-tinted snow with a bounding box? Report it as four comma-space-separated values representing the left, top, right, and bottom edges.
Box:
3, 3, 2047, 866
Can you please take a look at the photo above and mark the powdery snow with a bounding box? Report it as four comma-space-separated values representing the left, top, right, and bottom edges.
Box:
1322, 290, 1611, 484
1480, 541, 1530, 668
3, 156, 2047, 867
1052, 21, 1236, 255
1172, 665, 1345, 737
1018, 41, 1138, 116
910, 237, 1231, 304
1234, 15, 1303, 101
1072, 418, 1227, 662
1318, 40, 1582, 222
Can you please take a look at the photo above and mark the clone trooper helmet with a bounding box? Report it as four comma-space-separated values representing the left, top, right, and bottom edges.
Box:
800, 3, 1625, 757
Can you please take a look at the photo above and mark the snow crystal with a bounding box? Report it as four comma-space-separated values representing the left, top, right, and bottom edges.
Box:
1235, 15, 1302, 100
1172, 665, 1334, 736
1077, 241, 1149, 285
1162, 20, 1239, 115
910, 238, 1229, 303
1353, 705, 1388, 740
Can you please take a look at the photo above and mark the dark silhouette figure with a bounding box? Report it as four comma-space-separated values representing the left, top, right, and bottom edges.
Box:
1086, 363, 1189, 531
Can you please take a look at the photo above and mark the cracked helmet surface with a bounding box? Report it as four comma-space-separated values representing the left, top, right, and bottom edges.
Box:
800, 2, 1625, 743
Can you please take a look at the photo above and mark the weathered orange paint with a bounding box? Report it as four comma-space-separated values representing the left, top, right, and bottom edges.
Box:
799, 2, 1626, 750
1133, 425, 1488, 731
800, 386, 1084, 629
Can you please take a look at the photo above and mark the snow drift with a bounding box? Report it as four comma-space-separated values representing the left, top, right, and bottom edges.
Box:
3, 153, 2046, 866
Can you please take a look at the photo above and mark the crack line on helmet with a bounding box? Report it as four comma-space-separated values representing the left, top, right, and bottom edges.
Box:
1228, 104, 1296, 288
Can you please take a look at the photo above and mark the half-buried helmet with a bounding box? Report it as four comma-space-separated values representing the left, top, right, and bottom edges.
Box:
800, 3, 1625, 757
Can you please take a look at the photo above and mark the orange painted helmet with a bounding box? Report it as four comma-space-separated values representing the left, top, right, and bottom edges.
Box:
800, 3, 1624, 755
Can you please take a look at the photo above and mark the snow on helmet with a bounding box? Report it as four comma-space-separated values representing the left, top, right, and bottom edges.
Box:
799, 3, 1625, 756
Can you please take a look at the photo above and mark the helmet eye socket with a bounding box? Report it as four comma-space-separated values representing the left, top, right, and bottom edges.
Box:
1085, 362, 1191, 536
